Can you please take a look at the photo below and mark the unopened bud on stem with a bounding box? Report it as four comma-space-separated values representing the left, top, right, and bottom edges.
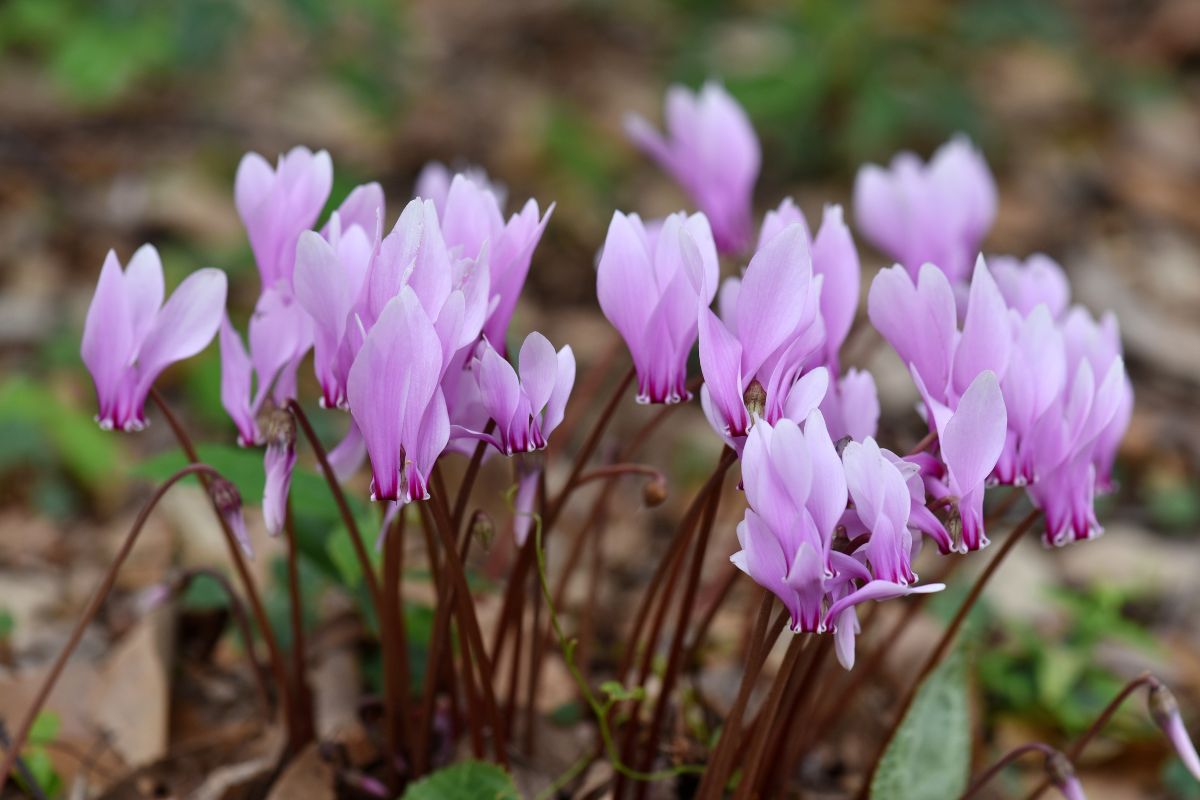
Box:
209, 475, 253, 559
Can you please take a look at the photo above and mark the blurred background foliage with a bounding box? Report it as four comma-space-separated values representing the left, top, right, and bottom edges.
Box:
2, 0, 1199, 794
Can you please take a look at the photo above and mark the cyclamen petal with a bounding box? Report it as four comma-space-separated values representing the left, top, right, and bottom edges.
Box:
951, 256, 1011, 396
347, 289, 445, 502
810, 204, 860, 366
855, 135, 995, 284
867, 264, 957, 401
626, 82, 759, 254
597, 210, 717, 403
82, 247, 227, 432
235, 147, 332, 290
262, 439, 297, 535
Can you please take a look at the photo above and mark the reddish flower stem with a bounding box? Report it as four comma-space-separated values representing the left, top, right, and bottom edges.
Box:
964, 742, 1064, 799
0, 464, 225, 790
380, 510, 412, 779
1025, 672, 1156, 799
451, 420, 496, 535
422, 494, 510, 768
287, 400, 382, 610
282, 503, 316, 745
733, 633, 813, 799
695, 600, 789, 800
149, 389, 299, 747
490, 367, 635, 671
631, 474, 729, 797
857, 509, 1042, 798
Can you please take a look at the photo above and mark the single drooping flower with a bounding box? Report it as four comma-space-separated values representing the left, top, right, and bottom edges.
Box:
854, 136, 996, 284
1024, 310, 1130, 545
436, 174, 553, 352
347, 288, 449, 504
235, 146, 333, 292
208, 476, 254, 558
454, 333, 575, 456
82, 245, 227, 432
625, 82, 760, 254
842, 437, 916, 586
219, 288, 312, 534
596, 210, 718, 404
451, 332, 575, 543
732, 413, 847, 634
292, 183, 385, 409
698, 223, 826, 448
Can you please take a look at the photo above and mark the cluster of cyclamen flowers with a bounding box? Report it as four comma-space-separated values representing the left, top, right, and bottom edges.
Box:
611, 82, 1132, 668
83, 148, 568, 545
82, 81, 1131, 675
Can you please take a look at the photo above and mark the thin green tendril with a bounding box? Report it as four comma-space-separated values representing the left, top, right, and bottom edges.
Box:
527, 511, 703, 799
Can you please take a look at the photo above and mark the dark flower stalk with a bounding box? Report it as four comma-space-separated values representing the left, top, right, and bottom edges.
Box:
0, 464, 234, 791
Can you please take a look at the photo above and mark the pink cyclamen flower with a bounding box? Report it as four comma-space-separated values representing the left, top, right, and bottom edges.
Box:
912, 370, 1008, 551
756, 199, 861, 372
698, 223, 825, 446
625, 82, 760, 254
347, 288, 451, 504
219, 289, 312, 534
854, 136, 996, 284
452, 332, 575, 543
597, 210, 718, 404
820, 369, 880, 443
235, 146, 333, 291
437, 173, 553, 351
293, 183, 384, 409
733, 412, 847, 634
82, 245, 227, 432
455, 333, 576, 456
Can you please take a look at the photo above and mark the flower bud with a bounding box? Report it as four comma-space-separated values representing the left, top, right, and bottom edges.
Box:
209, 476, 254, 559
1149, 681, 1200, 780
1044, 750, 1085, 800
643, 476, 668, 507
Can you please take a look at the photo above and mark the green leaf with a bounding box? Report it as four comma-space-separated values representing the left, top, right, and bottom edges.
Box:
871, 647, 971, 800
132, 443, 363, 524
28, 711, 60, 745
400, 760, 519, 800
14, 747, 60, 798
0, 376, 125, 491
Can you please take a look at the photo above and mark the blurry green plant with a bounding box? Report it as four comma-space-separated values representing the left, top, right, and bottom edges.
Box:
8, 712, 63, 799
976, 584, 1159, 736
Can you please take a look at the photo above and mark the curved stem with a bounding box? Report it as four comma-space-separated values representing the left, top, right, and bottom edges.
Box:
963, 742, 1061, 799
491, 366, 635, 669
695, 599, 787, 800
174, 567, 273, 718
148, 389, 296, 744
422, 493, 510, 769
1025, 673, 1155, 799
0, 464, 225, 790
573, 463, 665, 489
858, 509, 1043, 798
632, 475, 728, 796
286, 400, 381, 611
